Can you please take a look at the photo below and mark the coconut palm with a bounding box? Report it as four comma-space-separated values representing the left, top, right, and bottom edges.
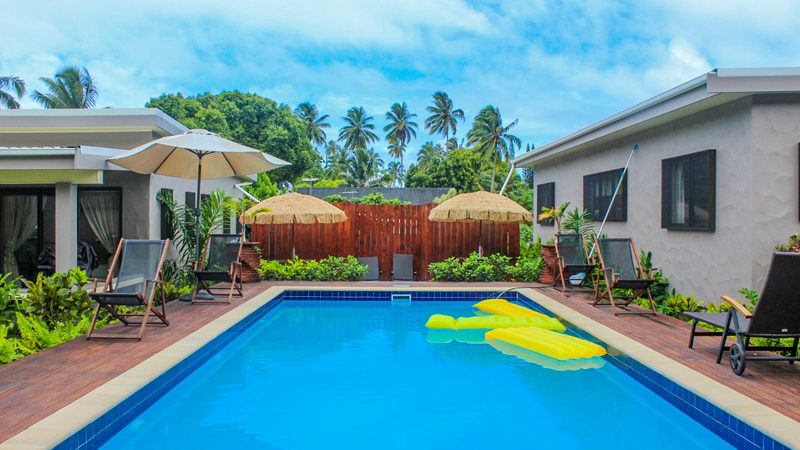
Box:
338, 106, 379, 151
386, 138, 406, 185
324, 140, 349, 179
424, 91, 464, 144
445, 137, 467, 153
384, 102, 418, 167
386, 161, 405, 187
345, 148, 384, 187
416, 142, 444, 170
467, 106, 521, 192
32, 66, 98, 109
0, 76, 26, 109
294, 102, 330, 148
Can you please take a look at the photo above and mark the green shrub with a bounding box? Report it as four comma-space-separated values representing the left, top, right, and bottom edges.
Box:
519, 225, 541, 258
14, 312, 108, 357
0, 325, 19, 364
22, 268, 91, 326
259, 256, 366, 281
776, 234, 800, 252
428, 252, 542, 282
323, 193, 408, 205
0, 273, 22, 331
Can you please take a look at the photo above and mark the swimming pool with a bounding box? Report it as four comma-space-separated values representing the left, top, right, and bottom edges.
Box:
98, 296, 731, 449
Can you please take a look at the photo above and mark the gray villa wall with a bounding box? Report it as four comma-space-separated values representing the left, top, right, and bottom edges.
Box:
532, 96, 800, 302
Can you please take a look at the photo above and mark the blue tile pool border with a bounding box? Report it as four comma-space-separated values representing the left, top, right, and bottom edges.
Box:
52, 289, 787, 450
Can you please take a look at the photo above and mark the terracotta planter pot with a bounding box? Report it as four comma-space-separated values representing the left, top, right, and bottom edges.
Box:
539, 244, 557, 285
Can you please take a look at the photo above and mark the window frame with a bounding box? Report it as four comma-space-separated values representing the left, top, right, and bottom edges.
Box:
536, 182, 555, 226
661, 149, 716, 231
583, 168, 627, 222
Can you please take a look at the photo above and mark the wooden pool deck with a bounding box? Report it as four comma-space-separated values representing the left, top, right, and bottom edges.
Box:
0, 281, 798, 443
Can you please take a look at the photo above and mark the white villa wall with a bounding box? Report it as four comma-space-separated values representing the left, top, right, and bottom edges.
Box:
749, 97, 800, 290
534, 98, 757, 302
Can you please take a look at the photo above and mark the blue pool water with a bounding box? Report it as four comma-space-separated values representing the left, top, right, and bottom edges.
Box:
101, 300, 731, 449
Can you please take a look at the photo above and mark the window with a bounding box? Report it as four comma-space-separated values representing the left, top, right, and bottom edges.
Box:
583, 168, 627, 221
185, 192, 196, 227
159, 188, 173, 240
78, 188, 122, 278
0, 188, 55, 280
222, 209, 231, 234
536, 182, 555, 225
661, 149, 716, 231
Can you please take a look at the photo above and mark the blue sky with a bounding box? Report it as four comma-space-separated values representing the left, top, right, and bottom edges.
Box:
3, 0, 800, 166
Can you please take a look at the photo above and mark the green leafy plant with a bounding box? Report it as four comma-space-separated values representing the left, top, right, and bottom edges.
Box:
21, 268, 91, 326
538, 201, 570, 232
428, 252, 542, 282
562, 207, 595, 243
259, 256, 366, 281
519, 225, 541, 258
0, 325, 19, 364
0, 273, 22, 330
323, 192, 408, 205
776, 234, 800, 252
14, 312, 109, 357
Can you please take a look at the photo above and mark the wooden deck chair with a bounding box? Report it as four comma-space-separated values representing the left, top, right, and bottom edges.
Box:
87, 239, 170, 341
593, 237, 657, 316
685, 252, 800, 375
192, 233, 243, 304
553, 233, 595, 290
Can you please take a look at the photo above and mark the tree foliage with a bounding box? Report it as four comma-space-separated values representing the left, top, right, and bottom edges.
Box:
425, 91, 464, 141
146, 91, 317, 182
294, 102, 330, 148
338, 106, 378, 151
32, 66, 97, 109
405, 148, 482, 192
0, 76, 26, 109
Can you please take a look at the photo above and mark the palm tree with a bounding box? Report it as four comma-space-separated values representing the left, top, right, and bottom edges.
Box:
384, 102, 418, 168
467, 106, 521, 192
445, 137, 467, 153
294, 102, 330, 148
0, 76, 26, 109
345, 148, 384, 187
324, 140, 349, 179
386, 161, 404, 187
424, 91, 464, 144
416, 142, 444, 170
338, 106, 379, 151
32, 66, 98, 109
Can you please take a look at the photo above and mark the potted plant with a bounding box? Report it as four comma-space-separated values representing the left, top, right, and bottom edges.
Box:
536, 202, 570, 284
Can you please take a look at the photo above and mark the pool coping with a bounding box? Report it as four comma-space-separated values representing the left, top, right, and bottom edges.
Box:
2, 285, 799, 449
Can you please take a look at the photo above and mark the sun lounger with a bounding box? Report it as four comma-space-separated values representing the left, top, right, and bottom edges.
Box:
685, 252, 800, 375
392, 254, 416, 281
592, 237, 657, 315
87, 239, 169, 340
553, 233, 594, 290
357, 256, 380, 281
192, 233, 243, 304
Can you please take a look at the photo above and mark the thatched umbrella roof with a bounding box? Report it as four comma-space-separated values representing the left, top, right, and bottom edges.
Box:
242, 192, 347, 225
428, 191, 533, 224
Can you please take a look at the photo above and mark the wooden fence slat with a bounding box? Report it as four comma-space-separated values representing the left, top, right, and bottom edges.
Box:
252, 203, 521, 280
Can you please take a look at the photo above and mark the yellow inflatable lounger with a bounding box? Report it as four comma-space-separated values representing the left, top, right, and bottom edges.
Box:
474, 299, 550, 319
425, 314, 565, 332
488, 340, 606, 371
425, 329, 486, 345
486, 327, 607, 361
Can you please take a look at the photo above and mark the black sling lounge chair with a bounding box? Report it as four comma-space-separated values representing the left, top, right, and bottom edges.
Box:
685, 252, 800, 375
192, 233, 244, 304
593, 237, 657, 316
87, 239, 170, 341
553, 233, 594, 291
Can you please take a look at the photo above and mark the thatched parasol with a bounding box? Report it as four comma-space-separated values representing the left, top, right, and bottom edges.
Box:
241, 192, 347, 257
428, 191, 532, 256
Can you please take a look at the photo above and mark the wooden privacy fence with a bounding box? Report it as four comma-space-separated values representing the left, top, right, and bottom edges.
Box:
250, 203, 520, 281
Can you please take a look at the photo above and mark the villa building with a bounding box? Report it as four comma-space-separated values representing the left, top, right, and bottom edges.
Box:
514, 67, 800, 302
0, 109, 246, 281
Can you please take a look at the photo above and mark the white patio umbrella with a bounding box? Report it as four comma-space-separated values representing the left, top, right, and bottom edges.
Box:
108, 129, 290, 263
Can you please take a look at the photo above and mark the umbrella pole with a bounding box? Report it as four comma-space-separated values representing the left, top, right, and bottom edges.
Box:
188, 152, 215, 301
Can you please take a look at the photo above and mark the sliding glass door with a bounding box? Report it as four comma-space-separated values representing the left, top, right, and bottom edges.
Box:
0, 188, 55, 281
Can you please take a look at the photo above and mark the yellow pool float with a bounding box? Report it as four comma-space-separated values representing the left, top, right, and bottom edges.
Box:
486, 327, 606, 360
488, 340, 606, 371
425, 314, 565, 332
474, 299, 549, 319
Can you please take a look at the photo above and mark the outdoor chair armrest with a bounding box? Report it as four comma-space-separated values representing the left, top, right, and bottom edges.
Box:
721, 295, 753, 318
89, 276, 111, 293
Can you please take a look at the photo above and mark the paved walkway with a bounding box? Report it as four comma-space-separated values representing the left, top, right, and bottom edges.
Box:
0, 282, 797, 443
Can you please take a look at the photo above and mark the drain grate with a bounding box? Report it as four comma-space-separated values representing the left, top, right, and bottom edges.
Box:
391, 293, 411, 303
